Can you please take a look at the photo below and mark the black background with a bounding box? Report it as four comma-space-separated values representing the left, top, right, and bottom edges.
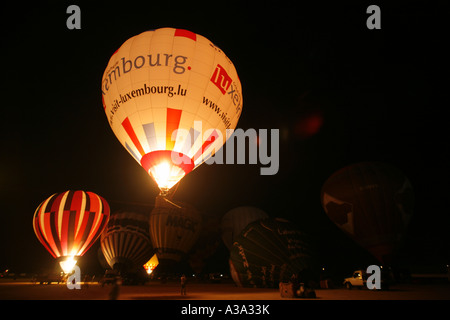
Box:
1, 1, 448, 277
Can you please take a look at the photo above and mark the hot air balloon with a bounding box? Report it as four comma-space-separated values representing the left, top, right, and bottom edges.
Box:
100, 211, 153, 274
149, 196, 202, 266
101, 28, 243, 195
229, 218, 317, 288
220, 206, 268, 251
143, 254, 159, 275
33, 190, 110, 274
320, 161, 414, 265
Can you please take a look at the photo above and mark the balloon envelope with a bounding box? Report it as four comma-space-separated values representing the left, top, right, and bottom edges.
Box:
102, 27, 243, 193
229, 218, 316, 288
320, 161, 414, 265
149, 196, 202, 263
33, 190, 110, 264
100, 211, 153, 272
221, 206, 268, 251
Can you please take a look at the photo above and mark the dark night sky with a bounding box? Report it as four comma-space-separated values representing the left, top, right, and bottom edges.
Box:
1, 1, 448, 275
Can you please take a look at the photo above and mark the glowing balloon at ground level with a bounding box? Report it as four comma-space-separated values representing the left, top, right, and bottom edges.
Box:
321, 162, 414, 265
143, 254, 159, 275
33, 190, 110, 273
102, 28, 243, 195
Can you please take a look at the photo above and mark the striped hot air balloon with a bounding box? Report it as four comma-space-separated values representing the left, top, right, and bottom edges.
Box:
33, 190, 110, 273
101, 27, 242, 195
100, 211, 153, 273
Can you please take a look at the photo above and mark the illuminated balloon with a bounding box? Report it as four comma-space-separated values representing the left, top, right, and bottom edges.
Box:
220, 206, 268, 251
320, 161, 414, 265
33, 190, 110, 273
143, 254, 159, 275
101, 28, 243, 195
229, 218, 316, 288
149, 195, 202, 263
100, 211, 153, 272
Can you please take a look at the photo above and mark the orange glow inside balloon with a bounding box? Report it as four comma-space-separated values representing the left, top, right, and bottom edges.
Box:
150, 161, 183, 191
59, 256, 77, 274
141, 150, 194, 193
143, 254, 159, 275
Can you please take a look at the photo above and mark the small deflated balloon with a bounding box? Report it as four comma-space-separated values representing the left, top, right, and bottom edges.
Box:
33, 190, 110, 264
101, 28, 243, 194
321, 161, 414, 265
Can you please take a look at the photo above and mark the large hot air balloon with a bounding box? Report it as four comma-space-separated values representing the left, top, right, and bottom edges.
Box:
320, 161, 414, 265
101, 28, 243, 195
100, 211, 153, 273
149, 196, 202, 265
229, 218, 317, 288
220, 206, 268, 251
33, 190, 110, 273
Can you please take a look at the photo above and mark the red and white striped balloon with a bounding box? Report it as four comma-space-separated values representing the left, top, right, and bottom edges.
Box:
33, 190, 110, 261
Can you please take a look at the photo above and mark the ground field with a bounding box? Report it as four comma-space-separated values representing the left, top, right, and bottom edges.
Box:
0, 280, 449, 300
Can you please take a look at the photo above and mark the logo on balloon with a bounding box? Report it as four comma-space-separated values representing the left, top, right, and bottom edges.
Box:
211, 64, 232, 94
210, 64, 242, 115
102, 53, 189, 94
166, 215, 198, 233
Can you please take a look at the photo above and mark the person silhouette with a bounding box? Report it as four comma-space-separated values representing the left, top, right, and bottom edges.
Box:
180, 274, 187, 295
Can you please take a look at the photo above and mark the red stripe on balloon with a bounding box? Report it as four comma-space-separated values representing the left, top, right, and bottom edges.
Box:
75, 206, 90, 247
174, 29, 197, 41
46, 211, 60, 257
66, 191, 78, 212
33, 203, 57, 258
141, 150, 194, 174
166, 108, 182, 150
122, 117, 145, 156
83, 193, 102, 249
87, 192, 100, 215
